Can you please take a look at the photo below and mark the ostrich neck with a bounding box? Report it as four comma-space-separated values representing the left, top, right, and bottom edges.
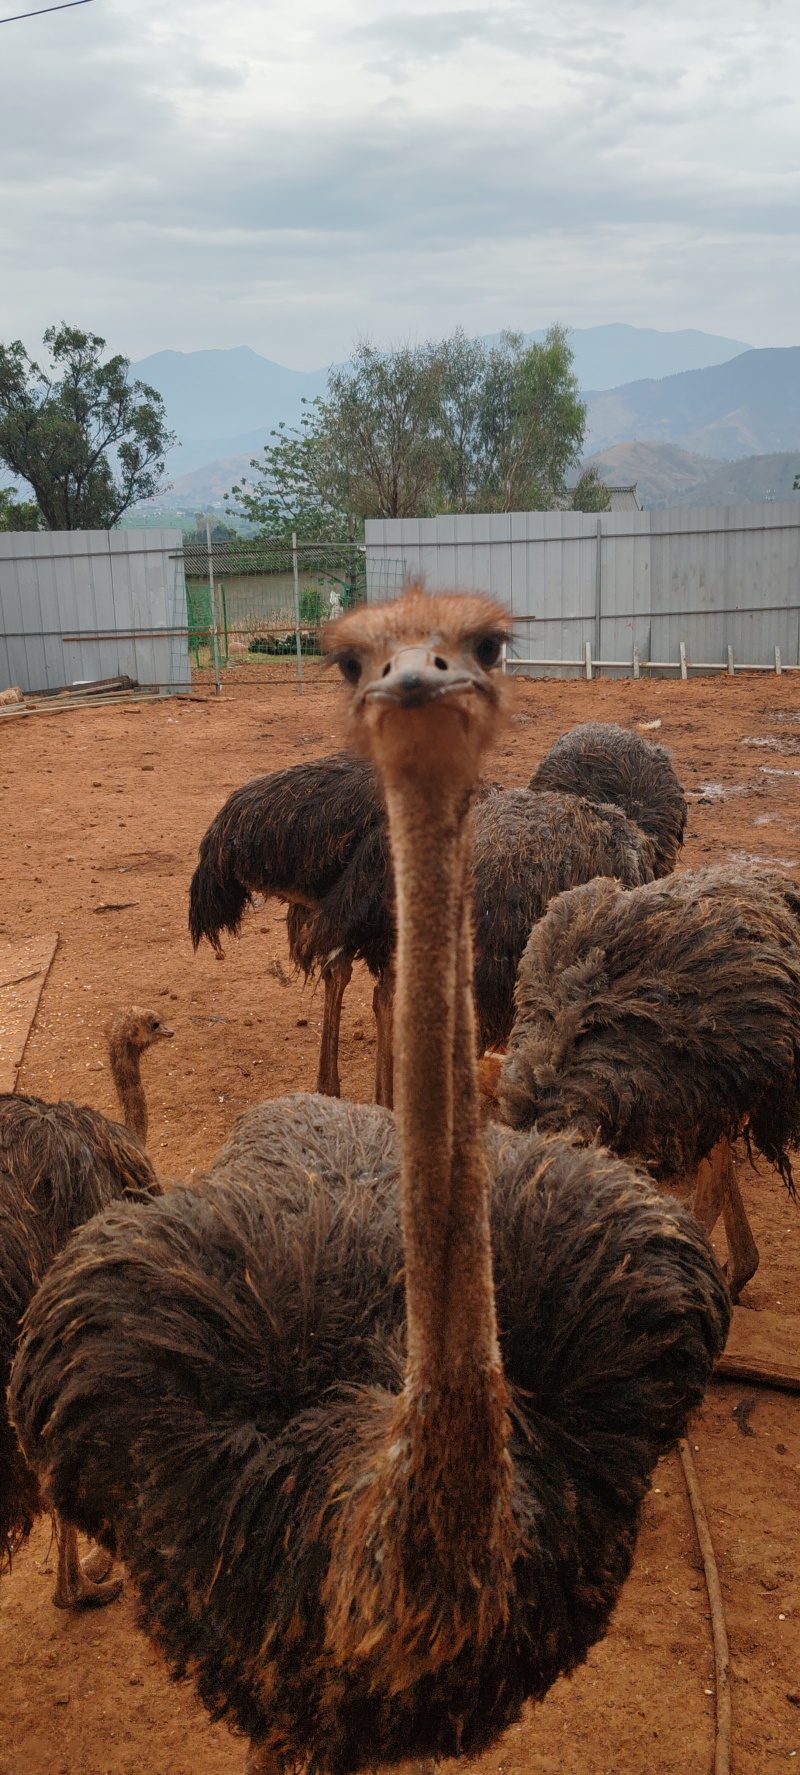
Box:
382, 767, 502, 1387
111, 1045, 147, 1145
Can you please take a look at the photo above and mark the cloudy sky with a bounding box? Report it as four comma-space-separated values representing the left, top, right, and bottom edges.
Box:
1, 0, 798, 366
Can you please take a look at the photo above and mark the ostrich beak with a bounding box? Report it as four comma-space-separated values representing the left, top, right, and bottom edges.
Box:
363, 645, 478, 708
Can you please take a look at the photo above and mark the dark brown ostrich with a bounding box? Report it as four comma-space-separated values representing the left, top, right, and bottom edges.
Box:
12, 589, 728, 1774
188, 755, 394, 1103
500, 867, 800, 1300
470, 787, 655, 1050
529, 721, 687, 876
0, 1008, 170, 1606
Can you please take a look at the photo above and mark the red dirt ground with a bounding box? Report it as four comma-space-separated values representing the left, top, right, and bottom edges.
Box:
1, 669, 800, 1775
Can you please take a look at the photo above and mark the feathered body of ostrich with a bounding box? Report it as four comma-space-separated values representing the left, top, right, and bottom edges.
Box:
189, 754, 393, 982
500, 867, 800, 1186
0, 1007, 171, 1565
189, 752, 658, 1066
0, 1097, 158, 1558
529, 720, 687, 876
13, 592, 729, 1774
471, 787, 655, 1049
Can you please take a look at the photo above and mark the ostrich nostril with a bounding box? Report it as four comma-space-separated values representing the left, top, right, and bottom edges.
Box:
434, 657, 448, 671
381, 663, 391, 677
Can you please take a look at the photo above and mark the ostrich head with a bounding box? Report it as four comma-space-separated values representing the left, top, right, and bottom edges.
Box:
109, 1008, 175, 1054
324, 583, 511, 783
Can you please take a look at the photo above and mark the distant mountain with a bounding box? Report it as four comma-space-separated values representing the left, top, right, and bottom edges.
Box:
580, 442, 723, 507
584, 348, 800, 457
524, 324, 749, 391
130, 347, 329, 478
584, 441, 800, 508
133, 330, 753, 480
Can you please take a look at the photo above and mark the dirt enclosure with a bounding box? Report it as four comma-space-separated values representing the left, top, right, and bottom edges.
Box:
1, 668, 800, 1775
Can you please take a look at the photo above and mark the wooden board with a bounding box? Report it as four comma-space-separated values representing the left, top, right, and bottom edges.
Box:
0, 932, 59, 1092
716, 1305, 800, 1393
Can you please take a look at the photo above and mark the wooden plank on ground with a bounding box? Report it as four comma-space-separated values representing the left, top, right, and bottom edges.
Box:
0, 933, 59, 1092
715, 1305, 800, 1393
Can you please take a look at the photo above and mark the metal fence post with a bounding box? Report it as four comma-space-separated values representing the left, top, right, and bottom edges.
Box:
594, 518, 602, 665
633, 645, 640, 680
727, 645, 734, 677
775, 645, 782, 675
204, 516, 221, 696
585, 641, 593, 681
679, 641, 688, 680
292, 531, 304, 694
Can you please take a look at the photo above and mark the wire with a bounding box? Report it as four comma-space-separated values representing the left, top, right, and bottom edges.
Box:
0, 0, 93, 22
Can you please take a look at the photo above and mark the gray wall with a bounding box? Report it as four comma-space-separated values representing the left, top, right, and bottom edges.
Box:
365, 504, 800, 675
0, 529, 191, 695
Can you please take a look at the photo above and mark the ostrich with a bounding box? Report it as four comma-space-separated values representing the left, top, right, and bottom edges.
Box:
470, 787, 655, 1051
12, 588, 728, 1773
189, 755, 394, 1104
192, 762, 653, 1105
499, 868, 800, 1300
0, 1007, 171, 1607
529, 721, 687, 877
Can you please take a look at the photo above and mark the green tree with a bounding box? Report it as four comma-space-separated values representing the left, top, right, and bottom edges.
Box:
473, 327, 587, 512
227, 412, 355, 542
569, 467, 612, 512
0, 325, 175, 529
0, 485, 43, 531
227, 326, 590, 536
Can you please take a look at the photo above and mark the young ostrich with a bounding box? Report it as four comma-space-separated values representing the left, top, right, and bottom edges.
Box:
0, 1008, 171, 1607
500, 868, 800, 1300
189, 756, 395, 1104
12, 591, 728, 1775
529, 721, 687, 877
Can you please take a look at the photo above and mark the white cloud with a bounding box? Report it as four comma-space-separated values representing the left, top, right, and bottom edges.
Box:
0, 0, 798, 361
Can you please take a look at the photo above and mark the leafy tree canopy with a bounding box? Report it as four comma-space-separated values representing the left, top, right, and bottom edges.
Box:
0, 325, 175, 529
0, 485, 43, 531
228, 326, 603, 539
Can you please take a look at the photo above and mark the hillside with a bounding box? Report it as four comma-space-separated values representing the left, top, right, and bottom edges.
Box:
584, 348, 800, 457
583, 442, 800, 509
130, 347, 328, 477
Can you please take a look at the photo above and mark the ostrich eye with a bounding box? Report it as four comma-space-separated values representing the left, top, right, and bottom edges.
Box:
475, 634, 502, 670
338, 654, 362, 686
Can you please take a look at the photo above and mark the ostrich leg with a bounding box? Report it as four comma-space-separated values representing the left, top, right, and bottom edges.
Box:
315, 956, 353, 1097
720, 1148, 760, 1301
692, 1138, 729, 1239
53, 1517, 123, 1609
692, 1136, 759, 1303
373, 965, 395, 1108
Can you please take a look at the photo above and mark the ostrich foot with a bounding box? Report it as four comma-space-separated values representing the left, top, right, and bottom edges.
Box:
53, 1521, 123, 1610
80, 1542, 115, 1583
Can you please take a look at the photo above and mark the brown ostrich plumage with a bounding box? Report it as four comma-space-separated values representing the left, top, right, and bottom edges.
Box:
0, 1015, 166, 1598
12, 589, 728, 1775
191, 761, 656, 1091
529, 721, 687, 876
188, 755, 394, 1100
500, 867, 800, 1294
471, 788, 656, 1049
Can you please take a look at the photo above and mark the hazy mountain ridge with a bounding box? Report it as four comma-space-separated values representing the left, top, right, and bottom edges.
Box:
582, 441, 800, 508
584, 348, 800, 458
133, 326, 753, 480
